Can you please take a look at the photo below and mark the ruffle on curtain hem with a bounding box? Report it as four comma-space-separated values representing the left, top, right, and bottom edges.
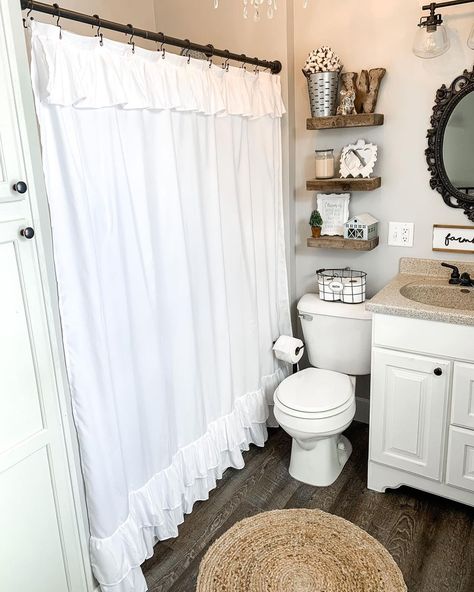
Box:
30, 22, 286, 119
91, 367, 288, 592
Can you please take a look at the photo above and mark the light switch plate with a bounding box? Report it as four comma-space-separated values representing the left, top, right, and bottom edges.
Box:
388, 222, 415, 247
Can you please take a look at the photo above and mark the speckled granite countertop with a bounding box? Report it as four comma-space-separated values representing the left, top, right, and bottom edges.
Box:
366, 257, 474, 326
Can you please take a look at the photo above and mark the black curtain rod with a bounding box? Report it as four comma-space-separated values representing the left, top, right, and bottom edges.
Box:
20, 0, 282, 74
422, 0, 474, 10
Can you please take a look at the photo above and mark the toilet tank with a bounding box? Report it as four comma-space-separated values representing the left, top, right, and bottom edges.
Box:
297, 294, 372, 376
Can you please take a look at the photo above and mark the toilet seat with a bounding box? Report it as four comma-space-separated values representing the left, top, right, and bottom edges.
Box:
274, 368, 354, 419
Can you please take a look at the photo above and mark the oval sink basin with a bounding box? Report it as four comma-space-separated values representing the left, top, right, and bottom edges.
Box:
400, 284, 474, 311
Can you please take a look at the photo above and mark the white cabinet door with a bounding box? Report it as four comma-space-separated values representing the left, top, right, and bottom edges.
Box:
370, 348, 450, 481
451, 362, 474, 430
0, 220, 86, 591
446, 427, 474, 493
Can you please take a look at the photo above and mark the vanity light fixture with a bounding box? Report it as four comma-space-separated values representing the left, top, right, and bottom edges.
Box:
213, 0, 309, 21
414, 0, 474, 58
413, 3, 450, 58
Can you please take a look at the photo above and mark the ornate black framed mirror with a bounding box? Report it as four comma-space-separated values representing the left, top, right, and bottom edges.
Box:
426, 67, 474, 222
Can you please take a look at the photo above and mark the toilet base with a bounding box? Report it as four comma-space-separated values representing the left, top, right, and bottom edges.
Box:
289, 434, 352, 487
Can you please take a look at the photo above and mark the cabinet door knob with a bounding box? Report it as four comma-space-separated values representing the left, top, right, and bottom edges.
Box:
434, 367, 443, 376
20, 227, 35, 240
12, 181, 28, 194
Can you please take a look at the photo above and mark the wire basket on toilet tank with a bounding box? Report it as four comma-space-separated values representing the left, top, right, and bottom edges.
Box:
316, 268, 367, 304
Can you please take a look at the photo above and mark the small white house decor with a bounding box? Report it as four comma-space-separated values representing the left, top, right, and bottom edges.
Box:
344, 213, 379, 241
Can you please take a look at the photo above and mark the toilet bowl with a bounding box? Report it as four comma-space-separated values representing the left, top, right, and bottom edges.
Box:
274, 368, 356, 486
275, 294, 372, 487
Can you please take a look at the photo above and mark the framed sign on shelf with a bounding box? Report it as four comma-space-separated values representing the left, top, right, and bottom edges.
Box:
432, 225, 474, 254
316, 193, 350, 236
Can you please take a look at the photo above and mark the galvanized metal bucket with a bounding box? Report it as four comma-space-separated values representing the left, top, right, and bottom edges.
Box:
307, 71, 339, 117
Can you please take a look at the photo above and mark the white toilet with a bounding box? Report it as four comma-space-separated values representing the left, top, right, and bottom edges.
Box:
274, 294, 372, 487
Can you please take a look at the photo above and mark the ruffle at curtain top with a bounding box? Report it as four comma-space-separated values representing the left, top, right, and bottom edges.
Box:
31, 21, 286, 118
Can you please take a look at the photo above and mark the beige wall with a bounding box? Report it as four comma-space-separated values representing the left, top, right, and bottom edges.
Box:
294, 0, 474, 299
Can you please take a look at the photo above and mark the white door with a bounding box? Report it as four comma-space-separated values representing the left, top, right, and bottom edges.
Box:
370, 348, 450, 481
0, 2, 88, 591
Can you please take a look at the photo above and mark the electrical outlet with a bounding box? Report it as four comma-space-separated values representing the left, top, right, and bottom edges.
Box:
388, 222, 415, 247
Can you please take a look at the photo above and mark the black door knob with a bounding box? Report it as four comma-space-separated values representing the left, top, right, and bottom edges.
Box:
20, 227, 35, 240
434, 368, 443, 376
12, 181, 28, 194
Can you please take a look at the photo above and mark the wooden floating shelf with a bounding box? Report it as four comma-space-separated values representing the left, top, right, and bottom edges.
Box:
306, 113, 384, 130
307, 236, 379, 251
306, 177, 381, 192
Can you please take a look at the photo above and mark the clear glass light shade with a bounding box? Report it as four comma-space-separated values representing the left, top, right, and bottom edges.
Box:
413, 24, 450, 58
468, 22, 474, 50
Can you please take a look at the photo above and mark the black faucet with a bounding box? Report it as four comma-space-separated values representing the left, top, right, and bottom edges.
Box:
441, 262, 473, 287
441, 262, 461, 284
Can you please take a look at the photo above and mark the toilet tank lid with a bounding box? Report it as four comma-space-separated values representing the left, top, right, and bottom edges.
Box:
297, 294, 372, 321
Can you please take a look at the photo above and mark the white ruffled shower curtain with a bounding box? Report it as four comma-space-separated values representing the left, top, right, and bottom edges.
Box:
30, 21, 291, 592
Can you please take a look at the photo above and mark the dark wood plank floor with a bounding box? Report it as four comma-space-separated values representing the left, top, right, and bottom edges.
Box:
143, 422, 474, 592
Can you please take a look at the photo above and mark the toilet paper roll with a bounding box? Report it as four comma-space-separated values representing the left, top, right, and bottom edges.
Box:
273, 335, 304, 364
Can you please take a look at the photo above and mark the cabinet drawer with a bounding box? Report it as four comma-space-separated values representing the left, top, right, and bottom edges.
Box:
451, 362, 474, 430
446, 427, 474, 493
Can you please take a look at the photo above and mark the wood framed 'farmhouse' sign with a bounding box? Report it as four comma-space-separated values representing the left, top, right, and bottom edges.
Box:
433, 225, 474, 254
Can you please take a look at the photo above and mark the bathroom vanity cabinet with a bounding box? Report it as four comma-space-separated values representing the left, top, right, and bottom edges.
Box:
368, 313, 474, 507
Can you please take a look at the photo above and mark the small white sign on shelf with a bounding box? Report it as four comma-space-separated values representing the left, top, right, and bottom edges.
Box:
432, 225, 474, 254
339, 139, 378, 179
316, 193, 350, 236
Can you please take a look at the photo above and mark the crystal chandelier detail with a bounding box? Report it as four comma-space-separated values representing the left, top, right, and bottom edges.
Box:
213, 0, 309, 21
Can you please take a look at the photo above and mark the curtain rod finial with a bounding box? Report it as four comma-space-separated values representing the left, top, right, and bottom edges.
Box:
272, 60, 282, 75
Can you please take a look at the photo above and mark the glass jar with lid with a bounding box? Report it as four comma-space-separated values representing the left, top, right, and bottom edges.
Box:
315, 149, 335, 179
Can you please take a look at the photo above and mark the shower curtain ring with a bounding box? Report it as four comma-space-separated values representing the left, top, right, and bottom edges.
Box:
184, 39, 191, 64
53, 3, 62, 39
127, 24, 135, 54
254, 60, 260, 75
206, 44, 214, 69
158, 33, 166, 59
93, 14, 103, 46
23, 3, 34, 28
240, 55, 247, 70
222, 50, 230, 72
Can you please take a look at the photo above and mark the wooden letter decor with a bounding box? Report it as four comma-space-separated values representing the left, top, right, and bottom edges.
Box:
341, 69, 386, 114
432, 225, 474, 254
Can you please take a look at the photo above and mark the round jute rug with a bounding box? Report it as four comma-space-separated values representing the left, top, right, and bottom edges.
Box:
196, 509, 407, 592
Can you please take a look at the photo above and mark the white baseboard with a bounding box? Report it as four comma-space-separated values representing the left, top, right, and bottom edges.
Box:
355, 396, 370, 424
